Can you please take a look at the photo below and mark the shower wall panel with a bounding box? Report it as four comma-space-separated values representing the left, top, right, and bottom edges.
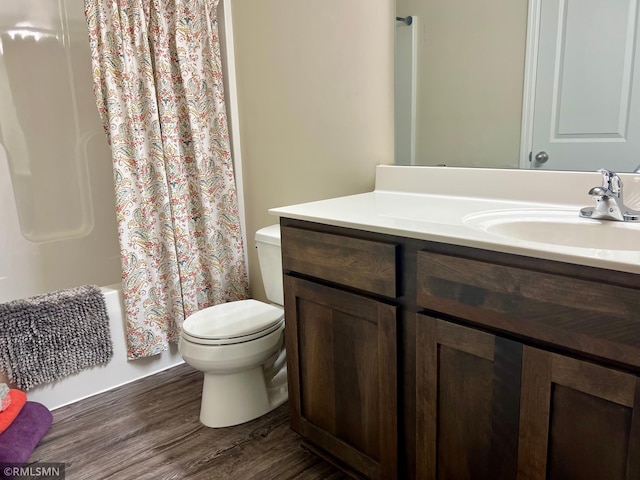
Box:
0, 0, 121, 303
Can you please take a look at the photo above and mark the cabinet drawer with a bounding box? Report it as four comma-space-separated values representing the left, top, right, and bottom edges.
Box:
416, 250, 640, 369
281, 226, 398, 298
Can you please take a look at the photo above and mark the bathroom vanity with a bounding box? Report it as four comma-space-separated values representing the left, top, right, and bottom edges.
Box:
271, 166, 640, 480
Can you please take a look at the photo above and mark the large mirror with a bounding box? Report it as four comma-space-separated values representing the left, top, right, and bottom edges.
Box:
395, 0, 640, 172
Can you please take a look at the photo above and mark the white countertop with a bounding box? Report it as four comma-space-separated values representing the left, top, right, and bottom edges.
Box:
270, 166, 640, 275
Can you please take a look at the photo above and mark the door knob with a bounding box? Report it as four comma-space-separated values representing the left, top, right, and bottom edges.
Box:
534, 151, 549, 163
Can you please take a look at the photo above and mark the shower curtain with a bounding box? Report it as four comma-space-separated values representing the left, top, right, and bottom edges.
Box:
84, 0, 249, 359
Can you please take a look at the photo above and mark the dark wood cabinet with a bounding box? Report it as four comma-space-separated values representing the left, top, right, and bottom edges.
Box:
518, 346, 640, 480
416, 314, 640, 480
416, 249, 640, 480
416, 315, 522, 480
282, 225, 399, 479
279, 218, 640, 480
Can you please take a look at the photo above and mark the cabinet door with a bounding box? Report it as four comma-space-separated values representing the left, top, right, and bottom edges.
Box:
284, 275, 398, 480
416, 315, 523, 480
518, 347, 640, 480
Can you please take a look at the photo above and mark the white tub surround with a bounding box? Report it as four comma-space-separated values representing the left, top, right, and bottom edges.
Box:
270, 165, 640, 275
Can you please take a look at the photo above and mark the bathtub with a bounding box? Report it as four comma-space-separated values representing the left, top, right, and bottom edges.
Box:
28, 284, 184, 410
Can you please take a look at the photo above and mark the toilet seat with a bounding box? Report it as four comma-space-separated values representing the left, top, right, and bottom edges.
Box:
182, 299, 284, 346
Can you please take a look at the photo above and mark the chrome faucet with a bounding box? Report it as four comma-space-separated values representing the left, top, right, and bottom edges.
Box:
580, 169, 640, 222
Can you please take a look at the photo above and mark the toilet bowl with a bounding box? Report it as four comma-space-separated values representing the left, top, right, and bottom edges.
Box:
178, 225, 288, 428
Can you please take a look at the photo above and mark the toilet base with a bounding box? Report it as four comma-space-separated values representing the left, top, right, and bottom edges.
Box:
199, 366, 287, 428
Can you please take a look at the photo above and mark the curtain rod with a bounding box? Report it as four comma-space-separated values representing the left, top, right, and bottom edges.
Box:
395, 16, 413, 26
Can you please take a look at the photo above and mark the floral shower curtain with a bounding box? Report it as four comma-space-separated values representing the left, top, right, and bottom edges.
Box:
84, 0, 249, 359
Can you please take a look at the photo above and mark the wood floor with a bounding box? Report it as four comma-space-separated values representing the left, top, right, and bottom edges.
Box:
31, 364, 348, 480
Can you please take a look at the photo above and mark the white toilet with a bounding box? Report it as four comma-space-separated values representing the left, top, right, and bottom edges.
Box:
178, 224, 287, 428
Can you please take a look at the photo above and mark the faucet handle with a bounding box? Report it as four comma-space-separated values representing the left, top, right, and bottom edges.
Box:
597, 168, 622, 197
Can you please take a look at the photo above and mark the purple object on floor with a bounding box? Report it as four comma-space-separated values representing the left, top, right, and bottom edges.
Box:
0, 402, 52, 464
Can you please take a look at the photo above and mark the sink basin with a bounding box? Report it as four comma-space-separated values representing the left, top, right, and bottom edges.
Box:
463, 209, 640, 251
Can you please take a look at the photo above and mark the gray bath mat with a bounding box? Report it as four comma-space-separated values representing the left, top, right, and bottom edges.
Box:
0, 285, 113, 390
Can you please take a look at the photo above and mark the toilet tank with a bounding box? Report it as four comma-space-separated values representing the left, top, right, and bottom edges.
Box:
255, 224, 283, 306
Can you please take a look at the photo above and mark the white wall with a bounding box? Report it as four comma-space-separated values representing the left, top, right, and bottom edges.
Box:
230, 0, 395, 301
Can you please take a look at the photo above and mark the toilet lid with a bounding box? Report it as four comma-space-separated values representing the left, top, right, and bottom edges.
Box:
182, 299, 284, 340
